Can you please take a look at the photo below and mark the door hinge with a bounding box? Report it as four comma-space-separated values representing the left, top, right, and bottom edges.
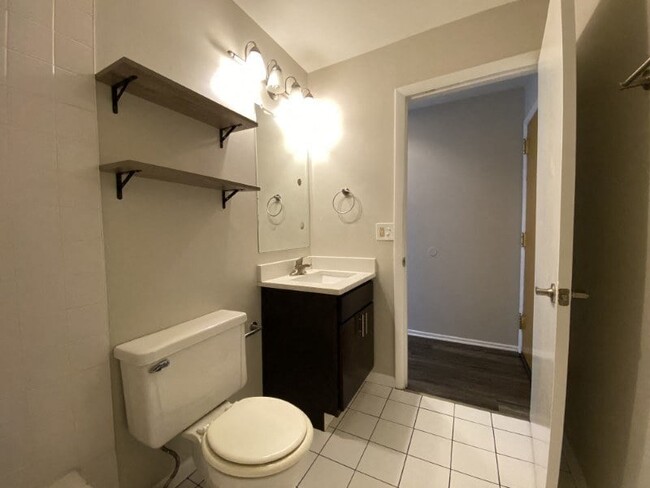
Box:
520, 232, 526, 248
519, 313, 527, 329
523, 138, 528, 155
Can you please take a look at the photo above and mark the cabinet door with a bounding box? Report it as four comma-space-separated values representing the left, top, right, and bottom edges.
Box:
360, 304, 374, 376
339, 313, 364, 409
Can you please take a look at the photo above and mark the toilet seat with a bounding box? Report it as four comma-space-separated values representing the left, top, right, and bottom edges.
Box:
201, 397, 313, 479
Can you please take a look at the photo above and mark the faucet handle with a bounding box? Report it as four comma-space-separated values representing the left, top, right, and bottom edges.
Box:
295, 257, 304, 266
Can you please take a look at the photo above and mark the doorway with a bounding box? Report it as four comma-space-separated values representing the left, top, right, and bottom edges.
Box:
404, 75, 538, 419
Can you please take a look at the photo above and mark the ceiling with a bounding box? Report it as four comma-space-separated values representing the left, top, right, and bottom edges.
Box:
233, 0, 519, 72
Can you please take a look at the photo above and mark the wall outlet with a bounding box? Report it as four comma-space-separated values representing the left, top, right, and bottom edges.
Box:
376, 223, 394, 241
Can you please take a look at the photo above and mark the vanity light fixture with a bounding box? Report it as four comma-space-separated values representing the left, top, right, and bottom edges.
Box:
266, 60, 284, 97
228, 41, 266, 82
285, 76, 303, 102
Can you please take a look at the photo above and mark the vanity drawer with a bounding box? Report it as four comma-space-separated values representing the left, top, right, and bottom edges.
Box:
338, 280, 373, 323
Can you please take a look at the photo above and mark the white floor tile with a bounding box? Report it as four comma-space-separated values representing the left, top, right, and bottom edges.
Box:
381, 400, 418, 427
357, 442, 406, 486
454, 405, 492, 426
339, 410, 380, 440
370, 419, 413, 453
414, 408, 453, 438
451, 442, 499, 484
420, 395, 455, 416
351, 392, 387, 417
494, 429, 534, 462
294, 451, 318, 482
349, 472, 393, 488
188, 469, 204, 483
408, 429, 452, 468
453, 418, 495, 451
389, 389, 422, 407
175, 480, 195, 488
310, 428, 333, 453
321, 430, 368, 469
361, 382, 392, 399
399, 456, 450, 488
299, 456, 354, 488
328, 411, 346, 429
498, 454, 536, 488
450, 471, 499, 487
491, 413, 531, 436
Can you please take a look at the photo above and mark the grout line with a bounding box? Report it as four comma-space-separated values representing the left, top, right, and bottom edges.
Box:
450, 469, 501, 486
448, 412, 455, 488
348, 386, 400, 487
396, 405, 418, 486
491, 413, 502, 487
296, 450, 319, 487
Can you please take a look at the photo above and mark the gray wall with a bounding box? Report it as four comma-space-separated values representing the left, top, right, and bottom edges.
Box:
406, 89, 525, 347
308, 0, 549, 376
565, 0, 650, 486
95, 0, 309, 486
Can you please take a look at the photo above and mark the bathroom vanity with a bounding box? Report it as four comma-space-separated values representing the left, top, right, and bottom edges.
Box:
258, 257, 376, 429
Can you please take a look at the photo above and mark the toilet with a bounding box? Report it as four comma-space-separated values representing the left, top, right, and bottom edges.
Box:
114, 310, 314, 488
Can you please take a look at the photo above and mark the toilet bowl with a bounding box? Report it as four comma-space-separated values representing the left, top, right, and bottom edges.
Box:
184, 397, 314, 488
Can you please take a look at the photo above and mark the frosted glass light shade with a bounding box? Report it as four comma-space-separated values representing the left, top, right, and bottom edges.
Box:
245, 46, 266, 82
267, 64, 284, 95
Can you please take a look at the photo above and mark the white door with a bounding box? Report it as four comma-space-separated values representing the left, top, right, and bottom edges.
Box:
530, 0, 576, 486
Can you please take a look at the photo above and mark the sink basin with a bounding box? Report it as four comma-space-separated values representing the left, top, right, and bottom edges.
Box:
291, 271, 355, 284
258, 257, 376, 295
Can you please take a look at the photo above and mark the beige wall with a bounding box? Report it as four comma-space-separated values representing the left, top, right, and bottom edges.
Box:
0, 0, 118, 486
95, 0, 309, 486
565, 0, 650, 486
308, 0, 549, 376
407, 89, 525, 347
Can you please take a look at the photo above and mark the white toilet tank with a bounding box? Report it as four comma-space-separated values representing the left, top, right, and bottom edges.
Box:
114, 310, 248, 448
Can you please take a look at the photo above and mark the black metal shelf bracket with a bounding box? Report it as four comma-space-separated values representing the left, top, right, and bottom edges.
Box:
115, 170, 141, 200
222, 189, 240, 209
219, 124, 242, 148
111, 75, 138, 114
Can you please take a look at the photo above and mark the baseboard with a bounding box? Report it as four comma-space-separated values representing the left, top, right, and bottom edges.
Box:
365, 371, 396, 388
154, 456, 196, 488
562, 437, 589, 488
408, 329, 519, 352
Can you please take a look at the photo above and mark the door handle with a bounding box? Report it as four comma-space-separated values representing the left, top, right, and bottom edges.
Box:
361, 313, 365, 337
535, 283, 556, 303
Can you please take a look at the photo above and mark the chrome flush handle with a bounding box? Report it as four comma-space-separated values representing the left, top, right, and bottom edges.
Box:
149, 358, 170, 373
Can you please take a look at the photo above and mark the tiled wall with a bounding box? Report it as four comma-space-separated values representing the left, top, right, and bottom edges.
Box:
0, 0, 118, 486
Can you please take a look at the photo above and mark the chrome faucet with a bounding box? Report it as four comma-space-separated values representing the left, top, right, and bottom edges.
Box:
290, 257, 311, 276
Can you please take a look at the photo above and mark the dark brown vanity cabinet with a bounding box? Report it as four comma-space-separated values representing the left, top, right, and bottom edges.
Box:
261, 281, 374, 429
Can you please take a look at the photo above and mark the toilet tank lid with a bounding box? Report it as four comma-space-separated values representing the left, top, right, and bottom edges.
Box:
114, 310, 247, 366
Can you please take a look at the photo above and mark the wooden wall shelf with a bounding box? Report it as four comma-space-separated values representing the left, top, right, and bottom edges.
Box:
99, 160, 260, 208
95, 57, 258, 147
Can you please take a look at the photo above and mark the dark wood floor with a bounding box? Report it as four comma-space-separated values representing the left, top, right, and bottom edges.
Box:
408, 336, 531, 420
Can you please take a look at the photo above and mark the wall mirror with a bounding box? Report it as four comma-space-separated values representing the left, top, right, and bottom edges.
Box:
255, 105, 310, 252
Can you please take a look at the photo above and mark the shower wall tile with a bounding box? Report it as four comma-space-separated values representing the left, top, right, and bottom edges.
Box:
0, 1, 118, 486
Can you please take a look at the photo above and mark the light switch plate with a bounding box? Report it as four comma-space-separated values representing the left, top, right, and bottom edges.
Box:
376, 223, 394, 241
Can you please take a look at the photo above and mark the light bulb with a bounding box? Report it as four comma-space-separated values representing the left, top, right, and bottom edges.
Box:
245, 45, 266, 82
266, 63, 284, 95
288, 80, 303, 102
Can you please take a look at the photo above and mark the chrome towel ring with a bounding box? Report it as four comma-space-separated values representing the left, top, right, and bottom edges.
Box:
266, 194, 283, 217
332, 188, 356, 215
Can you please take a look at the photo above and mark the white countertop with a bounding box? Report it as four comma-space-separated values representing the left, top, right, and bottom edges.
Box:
257, 256, 376, 296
